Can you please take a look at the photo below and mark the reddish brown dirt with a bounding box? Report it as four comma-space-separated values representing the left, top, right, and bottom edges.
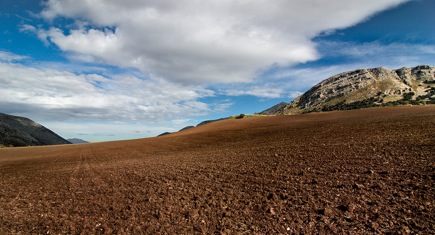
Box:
0, 106, 434, 234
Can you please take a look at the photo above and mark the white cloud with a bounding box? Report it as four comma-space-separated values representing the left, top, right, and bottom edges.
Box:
268, 65, 347, 90
316, 41, 435, 69
225, 86, 284, 99
319, 41, 435, 58
41, 121, 180, 142
0, 51, 29, 62
0, 57, 217, 124
19, 24, 36, 33
45, 27, 121, 61
38, 0, 410, 84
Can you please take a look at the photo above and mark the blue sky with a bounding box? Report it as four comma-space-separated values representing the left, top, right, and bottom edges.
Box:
1, 0, 434, 142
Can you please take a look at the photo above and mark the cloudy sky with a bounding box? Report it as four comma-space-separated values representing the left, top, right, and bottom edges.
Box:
1, 0, 434, 142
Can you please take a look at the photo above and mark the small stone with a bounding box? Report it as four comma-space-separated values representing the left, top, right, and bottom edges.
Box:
402, 225, 411, 234
267, 207, 276, 215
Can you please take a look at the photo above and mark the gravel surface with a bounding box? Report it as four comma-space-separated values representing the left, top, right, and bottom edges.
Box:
1, 106, 434, 234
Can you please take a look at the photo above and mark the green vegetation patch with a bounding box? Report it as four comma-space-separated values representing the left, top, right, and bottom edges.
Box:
323, 96, 346, 107
315, 91, 434, 113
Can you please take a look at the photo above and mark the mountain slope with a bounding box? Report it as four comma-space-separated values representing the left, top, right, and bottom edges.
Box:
0, 113, 70, 147
276, 65, 435, 114
259, 102, 288, 115
67, 138, 89, 144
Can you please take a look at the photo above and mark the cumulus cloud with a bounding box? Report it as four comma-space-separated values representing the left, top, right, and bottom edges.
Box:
38, 0, 409, 84
0, 56, 215, 123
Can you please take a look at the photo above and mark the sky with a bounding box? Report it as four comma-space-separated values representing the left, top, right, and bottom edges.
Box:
0, 0, 434, 142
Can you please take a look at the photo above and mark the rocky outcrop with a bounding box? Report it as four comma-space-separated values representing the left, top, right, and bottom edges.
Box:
276, 65, 435, 114
0, 113, 71, 147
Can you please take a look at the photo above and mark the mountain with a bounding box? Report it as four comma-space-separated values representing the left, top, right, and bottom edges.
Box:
275, 65, 435, 114
0, 113, 71, 147
67, 138, 89, 144
259, 102, 288, 115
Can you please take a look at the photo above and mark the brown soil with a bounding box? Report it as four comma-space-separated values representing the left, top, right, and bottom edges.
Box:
1, 106, 434, 234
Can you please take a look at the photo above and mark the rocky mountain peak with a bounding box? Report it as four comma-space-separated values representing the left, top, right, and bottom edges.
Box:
276, 65, 435, 114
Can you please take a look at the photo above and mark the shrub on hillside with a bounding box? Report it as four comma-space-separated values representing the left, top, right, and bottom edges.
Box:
403, 92, 415, 101
235, 114, 245, 119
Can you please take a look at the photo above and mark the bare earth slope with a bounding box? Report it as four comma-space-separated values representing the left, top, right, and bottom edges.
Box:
0, 106, 434, 234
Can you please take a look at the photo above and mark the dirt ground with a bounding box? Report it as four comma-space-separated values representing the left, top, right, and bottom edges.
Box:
0, 106, 434, 234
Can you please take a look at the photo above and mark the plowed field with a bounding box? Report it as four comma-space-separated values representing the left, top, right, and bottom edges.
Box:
1, 106, 434, 234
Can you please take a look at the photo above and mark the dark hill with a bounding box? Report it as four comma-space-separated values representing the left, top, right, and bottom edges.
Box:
0, 113, 70, 147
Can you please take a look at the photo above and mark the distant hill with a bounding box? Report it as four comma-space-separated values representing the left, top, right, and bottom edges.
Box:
67, 138, 89, 144
157, 132, 172, 137
259, 102, 288, 115
273, 65, 435, 114
157, 118, 232, 137
196, 117, 229, 127
179, 126, 195, 132
0, 113, 70, 147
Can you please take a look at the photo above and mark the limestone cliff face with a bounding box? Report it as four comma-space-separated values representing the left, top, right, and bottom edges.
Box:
277, 65, 435, 114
